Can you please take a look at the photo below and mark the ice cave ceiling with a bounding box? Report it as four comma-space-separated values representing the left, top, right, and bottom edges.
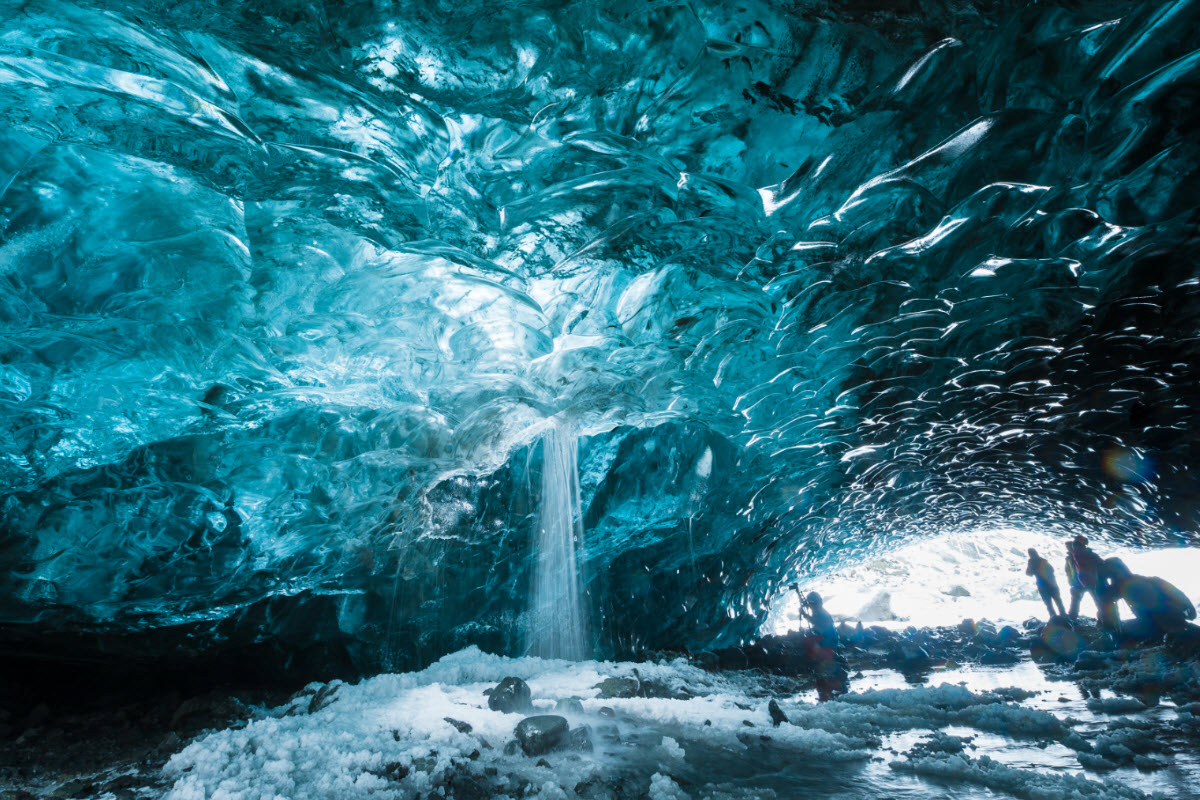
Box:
1, 0, 1199, 673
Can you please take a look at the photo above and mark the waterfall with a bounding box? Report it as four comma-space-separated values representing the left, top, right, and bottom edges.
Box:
528, 425, 589, 661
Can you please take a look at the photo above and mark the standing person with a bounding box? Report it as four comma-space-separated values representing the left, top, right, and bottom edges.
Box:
797, 590, 839, 652
1070, 535, 1104, 621
1065, 540, 1086, 619
1026, 548, 1067, 619
790, 585, 847, 700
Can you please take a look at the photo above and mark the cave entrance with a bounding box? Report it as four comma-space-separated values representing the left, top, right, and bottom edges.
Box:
765, 528, 1200, 635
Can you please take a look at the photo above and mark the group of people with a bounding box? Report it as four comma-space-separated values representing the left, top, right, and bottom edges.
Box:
1026, 535, 1197, 638
782, 536, 1195, 697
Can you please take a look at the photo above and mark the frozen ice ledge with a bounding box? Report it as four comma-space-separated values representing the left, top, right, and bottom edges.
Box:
1, 0, 1199, 679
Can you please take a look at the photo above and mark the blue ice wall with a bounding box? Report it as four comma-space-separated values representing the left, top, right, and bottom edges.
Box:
1, 0, 1199, 669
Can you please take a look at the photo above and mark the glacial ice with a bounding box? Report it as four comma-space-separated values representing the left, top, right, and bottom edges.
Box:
159, 647, 1182, 800
1, 0, 1200, 670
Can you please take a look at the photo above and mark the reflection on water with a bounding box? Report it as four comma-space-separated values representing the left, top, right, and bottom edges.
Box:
588, 659, 1200, 799
837, 662, 1200, 800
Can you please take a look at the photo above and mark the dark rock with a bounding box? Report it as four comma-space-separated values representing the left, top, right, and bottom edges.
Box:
596, 723, 620, 743
554, 697, 585, 715
101, 773, 140, 793
741, 644, 770, 671
445, 771, 490, 800
411, 754, 438, 773
1074, 650, 1112, 671
715, 647, 749, 670
503, 739, 520, 756
48, 778, 95, 799
633, 677, 679, 699
444, 717, 473, 734
514, 715, 569, 756
597, 706, 615, 718
307, 682, 341, 714
594, 677, 639, 699
157, 731, 182, 752
980, 649, 1019, 666
536, 758, 552, 768
997, 626, 1021, 647
378, 761, 409, 781
575, 777, 617, 800
171, 693, 245, 731
568, 725, 593, 751
767, 699, 788, 727
888, 642, 932, 671
867, 625, 895, 642
972, 622, 999, 645
487, 677, 533, 714
1029, 639, 1055, 662
1039, 618, 1084, 659
1166, 624, 1200, 658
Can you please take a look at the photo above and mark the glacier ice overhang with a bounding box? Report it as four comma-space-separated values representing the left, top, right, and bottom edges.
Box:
1, 0, 1199, 672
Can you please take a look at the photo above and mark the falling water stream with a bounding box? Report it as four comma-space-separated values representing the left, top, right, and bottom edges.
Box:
528, 425, 589, 660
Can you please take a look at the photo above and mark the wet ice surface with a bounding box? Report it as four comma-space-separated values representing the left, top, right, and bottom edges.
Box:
851, 662, 1200, 800
6, 0, 1200, 663
161, 648, 1200, 800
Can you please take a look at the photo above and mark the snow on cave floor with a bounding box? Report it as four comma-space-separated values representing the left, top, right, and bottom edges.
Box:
142, 647, 1200, 800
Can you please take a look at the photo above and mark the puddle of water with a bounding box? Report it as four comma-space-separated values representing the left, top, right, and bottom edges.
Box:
839, 661, 1200, 800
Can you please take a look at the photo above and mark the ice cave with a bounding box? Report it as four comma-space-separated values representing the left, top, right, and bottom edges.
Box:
2, 0, 1200, 798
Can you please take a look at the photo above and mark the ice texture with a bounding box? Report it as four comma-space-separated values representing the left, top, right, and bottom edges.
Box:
1, 0, 1200, 665
160, 648, 1176, 800
891, 752, 1159, 800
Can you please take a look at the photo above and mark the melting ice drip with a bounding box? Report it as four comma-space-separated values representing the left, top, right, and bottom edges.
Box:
528, 426, 589, 661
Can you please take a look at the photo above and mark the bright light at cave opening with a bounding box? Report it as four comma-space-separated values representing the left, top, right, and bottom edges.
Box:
765, 527, 1200, 636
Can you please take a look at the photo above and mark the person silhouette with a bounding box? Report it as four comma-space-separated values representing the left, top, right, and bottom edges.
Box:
1069, 535, 1104, 623
1113, 566, 1197, 637
790, 584, 847, 700
1026, 548, 1067, 618
1065, 540, 1086, 619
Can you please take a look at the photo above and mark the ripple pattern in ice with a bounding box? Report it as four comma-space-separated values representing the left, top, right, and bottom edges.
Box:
0, 0, 1198, 661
